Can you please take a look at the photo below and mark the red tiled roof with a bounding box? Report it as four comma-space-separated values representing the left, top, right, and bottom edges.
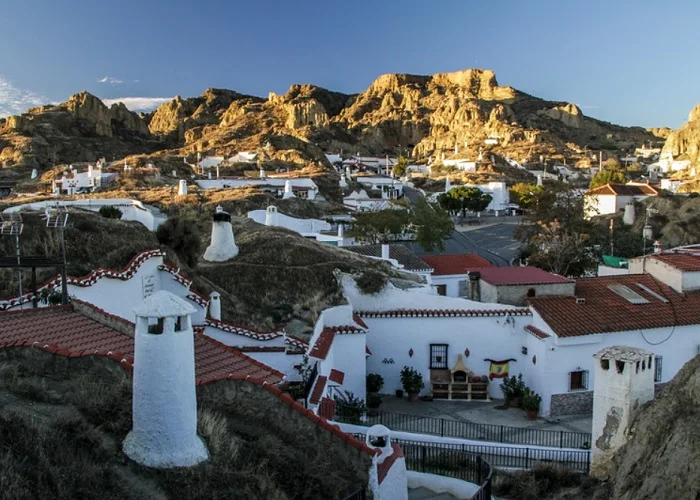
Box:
471, 266, 573, 286
529, 274, 700, 337
651, 253, 700, 272
309, 328, 335, 360
524, 325, 551, 340
329, 369, 345, 385
0, 305, 282, 384
353, 313, 369, 329
587, 183, 658, 197
309, 375, 327, 405
204, 317, 285, 340
420, 254, 493, 276
357, 308, 531, 318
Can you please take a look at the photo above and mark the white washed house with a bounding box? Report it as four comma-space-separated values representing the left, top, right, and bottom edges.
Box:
419, 254, 493, 297
584, 183, 658, 218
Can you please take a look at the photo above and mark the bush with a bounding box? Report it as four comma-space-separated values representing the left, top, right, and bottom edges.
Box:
334, 390, 366, 424
366, 393, 382, 409
366, 373, 384, 393
156, 214, 202, 268
98, 205, 123, 219
500, 374, 527, 403
400, 366, 424, 394
522, 390, 542, 411
356, 270, 387, 295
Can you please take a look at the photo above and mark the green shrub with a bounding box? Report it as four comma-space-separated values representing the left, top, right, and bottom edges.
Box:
98, 205, 123, 219
366, 393, 382, 409
400, 366, 424, 394
500, 374, 527, 403
522, 390, 542, 411
334, 390, 366, 424
356, 270, 387, 295
366, 373, 384, 393
156, 214, 202, 268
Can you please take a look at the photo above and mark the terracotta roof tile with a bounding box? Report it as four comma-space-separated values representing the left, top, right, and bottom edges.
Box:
420, 254, 493, 276
328, 369, 345, 385
309, 328, 335, 360
357, 308, 531, 318
529, 274, 700, 337
194, 334, 283, 384
353, 313, 369, 329
524, 325, 551, 339
309, 375, 327, 405
471, 266, 573, 286
587, 183, 658, 197
651, 252, 700, 272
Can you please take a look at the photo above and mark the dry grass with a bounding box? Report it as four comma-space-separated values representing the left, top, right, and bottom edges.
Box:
0, 356, 368, 499
492, 464, 604, 500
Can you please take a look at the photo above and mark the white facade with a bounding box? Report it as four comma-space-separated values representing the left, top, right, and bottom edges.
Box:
629, 255, 700, 292
52, 164, 113, 194
436, 181, 509, 212
430, 275, 468, 298
203, 206, 239, 262
590, 346, 654, 479
196, 178, 318, 200
123, 291, 209, 467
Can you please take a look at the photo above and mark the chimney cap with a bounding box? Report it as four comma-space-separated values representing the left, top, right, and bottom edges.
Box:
133, 290, 196, 318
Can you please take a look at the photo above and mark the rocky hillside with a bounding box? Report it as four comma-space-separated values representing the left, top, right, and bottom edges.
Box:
661, 103, 700, 166
1, 69, 664, 180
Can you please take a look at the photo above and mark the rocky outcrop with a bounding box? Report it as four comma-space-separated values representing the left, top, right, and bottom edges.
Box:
662, 104, 700, 165
604, 355, 700, 499
62, 91, 149, 137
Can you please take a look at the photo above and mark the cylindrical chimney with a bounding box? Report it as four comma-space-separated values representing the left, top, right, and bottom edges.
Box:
381, 244, 390, 260
208, 291, 221, 320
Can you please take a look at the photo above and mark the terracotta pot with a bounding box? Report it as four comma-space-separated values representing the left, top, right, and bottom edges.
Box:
526, 408, 538, 420
408, 392, 419, 402
509, 397, 522, 408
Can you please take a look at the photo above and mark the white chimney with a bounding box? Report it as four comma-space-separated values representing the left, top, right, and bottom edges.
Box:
381, 244, 390, 260
124, 291, 209, 467
203, 206, 239, 262
653, 240, 662, 254
265, 205, 279, 226
259, 167, 266, 179
445, 176, 451, 192
208, 291, 221, 320
623, 201, 635, 225
31, 168, 38, 179
88, 164, 94, 177
537, 175, 543, 187
283, 180, 295, 199
178, 179, 188, 196
337, 223, 345, 239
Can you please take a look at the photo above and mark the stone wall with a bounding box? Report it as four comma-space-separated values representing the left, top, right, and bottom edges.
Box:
550, 391, 593, 416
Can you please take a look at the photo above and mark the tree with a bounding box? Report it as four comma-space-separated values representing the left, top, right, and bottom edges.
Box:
411, 197, 454, 252
392, 156, 408, 178
437, 186, 492, 217
590, 159, 627, 190
527, 221, 596, 276
509, 183, 543, 211
156, 212, 202, 268
349, 208, 410, 244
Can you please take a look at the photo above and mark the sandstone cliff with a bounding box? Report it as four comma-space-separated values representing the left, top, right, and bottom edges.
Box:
661, 104, 700, 166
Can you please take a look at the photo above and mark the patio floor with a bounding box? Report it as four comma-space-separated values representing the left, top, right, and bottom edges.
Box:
377, 396, 592, 436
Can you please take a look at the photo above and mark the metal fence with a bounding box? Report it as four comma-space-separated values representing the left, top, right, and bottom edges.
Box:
352, 433, 590, 474
351, 434, 493, 499
350, 410, 591, 449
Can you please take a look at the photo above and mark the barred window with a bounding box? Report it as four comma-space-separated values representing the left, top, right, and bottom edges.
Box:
654, 356, 663, 383
569, 370, 589, 391
430, 344, 448, 369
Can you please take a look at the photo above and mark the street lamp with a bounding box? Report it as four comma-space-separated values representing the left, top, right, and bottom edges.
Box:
0, 213, 24, 305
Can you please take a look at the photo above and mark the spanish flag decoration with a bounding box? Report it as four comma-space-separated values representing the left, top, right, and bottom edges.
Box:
485, 359, 516, 380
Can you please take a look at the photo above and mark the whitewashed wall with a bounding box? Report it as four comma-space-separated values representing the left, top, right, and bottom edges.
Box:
429, 275, 466, 298
332, 333, 367, 401
364, 315, 529, 398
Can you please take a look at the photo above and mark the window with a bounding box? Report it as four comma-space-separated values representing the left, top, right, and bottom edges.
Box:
430, 344, 448, 369
436, 285, 447, 296
458, 280, 468, 297
569, 370, 589, 391
654, 356, 663, 383
147, 318, 164, 334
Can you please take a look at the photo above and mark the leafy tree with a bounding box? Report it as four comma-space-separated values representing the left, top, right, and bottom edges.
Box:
590, 159, 627, 189
392, 156, 408, 178
527, 221, 596, 276
349, 208, 410, 244
508, 183, 543, 210
156, 212, 202, 268
437, 186, 492, 217
411, 197, 454, 252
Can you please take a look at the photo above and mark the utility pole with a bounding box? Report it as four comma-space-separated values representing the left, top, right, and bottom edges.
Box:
609, 219, 614, 256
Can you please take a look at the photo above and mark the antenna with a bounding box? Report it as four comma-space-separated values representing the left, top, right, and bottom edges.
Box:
43, 204, 70, 304
0, 213, 25, 305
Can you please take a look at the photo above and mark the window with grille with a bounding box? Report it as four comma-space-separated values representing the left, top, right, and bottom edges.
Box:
430, 344, 448, 369
458, 280, 468, 297
569, 370, 589, 391
654, 356, 663, 383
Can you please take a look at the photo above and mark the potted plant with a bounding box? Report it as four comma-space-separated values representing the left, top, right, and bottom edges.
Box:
400, 366, 425, 402
523, 390, 542, 420
367, 393, 382, 416
366, 373, 384, 395
500, 374, 527, 408
395, 389, 404, 398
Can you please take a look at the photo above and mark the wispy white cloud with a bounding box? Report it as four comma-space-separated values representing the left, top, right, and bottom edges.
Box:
102, 96, 172, 112
97, 76, 124, 84
0, 75, 48, 117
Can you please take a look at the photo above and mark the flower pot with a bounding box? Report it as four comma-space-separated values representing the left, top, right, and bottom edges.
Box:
395, 389, 404, 398
526, 408, 538, 420
408, 392, 419, 402
508, 396, 522, 408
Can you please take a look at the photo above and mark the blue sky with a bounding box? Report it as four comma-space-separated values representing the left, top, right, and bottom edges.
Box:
1, 0, 698, 128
